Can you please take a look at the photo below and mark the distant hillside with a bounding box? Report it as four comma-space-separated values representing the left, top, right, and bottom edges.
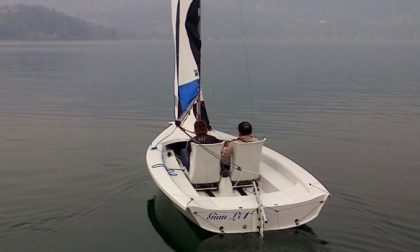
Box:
2, 1, 420, 41
0, 4, 120, 40
66, 0, 420, 41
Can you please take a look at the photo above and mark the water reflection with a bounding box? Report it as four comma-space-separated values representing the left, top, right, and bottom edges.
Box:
147, 192, 329, 252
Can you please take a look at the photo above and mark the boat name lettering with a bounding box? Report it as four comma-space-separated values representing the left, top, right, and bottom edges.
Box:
207, 212, 227, 221
206, 211, 252, 221
231, 211, 251, 221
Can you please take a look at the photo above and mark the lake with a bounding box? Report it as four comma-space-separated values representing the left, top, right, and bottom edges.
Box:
0, 40, 419, 251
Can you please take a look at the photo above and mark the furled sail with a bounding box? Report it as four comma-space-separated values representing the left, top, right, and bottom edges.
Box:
171, 0, 203, 120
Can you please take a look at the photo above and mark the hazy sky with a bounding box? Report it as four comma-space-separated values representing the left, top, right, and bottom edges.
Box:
2, 0, 420, 40
0, 0, 165, 15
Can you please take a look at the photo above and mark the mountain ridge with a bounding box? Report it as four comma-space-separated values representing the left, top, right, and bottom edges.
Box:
0, 4, 120, 40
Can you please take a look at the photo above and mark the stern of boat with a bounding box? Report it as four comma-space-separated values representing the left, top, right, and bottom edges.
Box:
186, 194, 328, 234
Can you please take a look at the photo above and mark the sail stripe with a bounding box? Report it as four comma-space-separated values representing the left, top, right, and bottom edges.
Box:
178, 78, 200, 111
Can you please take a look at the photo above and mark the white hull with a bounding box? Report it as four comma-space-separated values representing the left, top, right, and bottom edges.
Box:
146, 123, 330, 234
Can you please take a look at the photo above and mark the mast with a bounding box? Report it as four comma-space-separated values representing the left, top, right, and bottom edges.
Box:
189, 0, 201, 120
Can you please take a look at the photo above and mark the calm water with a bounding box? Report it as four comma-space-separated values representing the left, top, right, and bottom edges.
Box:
0, 40, 419, 251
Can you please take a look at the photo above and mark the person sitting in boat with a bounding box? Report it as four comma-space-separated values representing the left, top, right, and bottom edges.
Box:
221, 121, 258, 172
180, 119, 222, 171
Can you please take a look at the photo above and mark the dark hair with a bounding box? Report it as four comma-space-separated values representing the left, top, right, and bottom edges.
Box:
238, 121, 252, 136
194, 120, 208, 135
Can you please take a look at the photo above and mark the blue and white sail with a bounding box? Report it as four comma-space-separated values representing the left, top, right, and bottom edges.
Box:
172, 0, 203, 120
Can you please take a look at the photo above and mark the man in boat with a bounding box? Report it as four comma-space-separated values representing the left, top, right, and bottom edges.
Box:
221, 121, 258, 172
180, 119, 221, 170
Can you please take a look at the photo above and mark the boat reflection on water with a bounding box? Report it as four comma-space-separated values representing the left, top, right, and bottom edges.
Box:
147, 192, 330, 252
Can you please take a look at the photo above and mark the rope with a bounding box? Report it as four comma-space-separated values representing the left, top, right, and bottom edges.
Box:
177, 126, 261, 185
151, 163, 183, 176
238, 0, 256, 123
186, 198, 194, 207
232, 170, 244, 188
178, 126, 240, 169
151, 125, 177, 149
309, 183, 330, 195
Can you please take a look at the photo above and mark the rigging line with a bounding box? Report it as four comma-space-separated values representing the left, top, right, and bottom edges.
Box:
178, 126, 240, 169
238, 0, 256, 123
178, 126, 260, 176
232, 168, 244, 188
309, 183, 330, 195
263, 205, 280, 212
186, 198, 194, 206
177, 125, 260, 176
151, 125, 177, 149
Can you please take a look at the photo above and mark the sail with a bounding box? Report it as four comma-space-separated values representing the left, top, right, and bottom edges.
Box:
172, 0, 201, 120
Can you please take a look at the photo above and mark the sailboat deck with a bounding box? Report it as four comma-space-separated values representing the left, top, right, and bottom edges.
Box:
147, 124, 329, 232
163, 144, 308, 202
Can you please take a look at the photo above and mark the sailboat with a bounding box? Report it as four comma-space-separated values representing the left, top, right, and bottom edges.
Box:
146, 0, 330, 236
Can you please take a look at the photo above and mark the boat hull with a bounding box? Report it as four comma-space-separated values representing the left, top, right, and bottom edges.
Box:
146, 123, 330, 234
184, 194, 327, 234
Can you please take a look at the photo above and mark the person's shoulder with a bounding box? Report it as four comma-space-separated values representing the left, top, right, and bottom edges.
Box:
238, 135, 258, 142
210, 135, 221, 141
208, 135, 222, 143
